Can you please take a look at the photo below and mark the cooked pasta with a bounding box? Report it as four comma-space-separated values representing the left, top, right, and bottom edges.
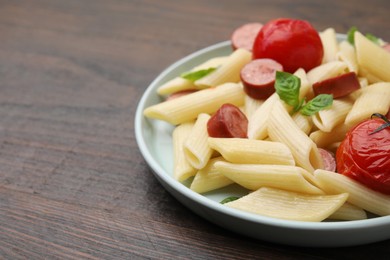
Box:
208, 137, 295, 165
195, 48, 251, 88
144, 82, 245, 125
215, 161, 324, 194
184, 113, 213, 169
173, 122, 197, 181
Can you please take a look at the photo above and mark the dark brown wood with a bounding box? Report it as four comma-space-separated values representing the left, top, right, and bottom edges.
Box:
0, 0, 389, 259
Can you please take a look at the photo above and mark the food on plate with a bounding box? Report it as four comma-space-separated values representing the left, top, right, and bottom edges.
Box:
312, 72, 360, 98
207, 103, 248, 138
143, 18, 390, 221
240, 58, 283, 100
336, 114, 390, 195
252, 18, 324, 73
231, 22, 263, 51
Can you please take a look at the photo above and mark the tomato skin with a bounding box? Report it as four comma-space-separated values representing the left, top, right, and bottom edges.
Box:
252, 18, 323, 73
336, 118, 390, 195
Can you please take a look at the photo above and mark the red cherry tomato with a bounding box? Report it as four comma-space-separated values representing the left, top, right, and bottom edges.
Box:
252, 18, 323, 73
336, 117, 390, 195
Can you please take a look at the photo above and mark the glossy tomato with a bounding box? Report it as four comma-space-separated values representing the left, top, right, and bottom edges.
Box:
252, 18, 323, 73
336, 116, 390, 195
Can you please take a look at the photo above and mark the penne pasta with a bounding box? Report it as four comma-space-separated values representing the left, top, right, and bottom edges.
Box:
247, 93, 279, 140
190, 157, 234, 193
244, 95, 264, 119
314, 169, 390, 216
215, 161, 324, 195
267, 100, 324, 173
336, 40, 358, 73
208, 137, 295, 165
345, 82, 390, 126
307, 60, 347, 85
172, 122, 197, 181
355, 31, 390, 82
157, 57, 229, 95
292, 112, 313, 135
328, 202, 367, 221
320, 28, 339, 63
195, 48, 251, 88
309, 123, 350, 148
144, 82, 245, 125
312, 97, 354, 132
184, 113, 213, 169
225, 187, 348, 222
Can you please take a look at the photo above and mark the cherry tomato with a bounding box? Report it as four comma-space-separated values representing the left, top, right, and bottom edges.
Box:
336, 117, 390, 195
252, 18, 323, 73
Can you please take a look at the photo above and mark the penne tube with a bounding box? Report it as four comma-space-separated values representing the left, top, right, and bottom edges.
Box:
144, 82, 245, 125
184, 113, 213, 169
172, 122, 197, 181
225, 187, 348, 222
244, 95, 264, 119
190, 157, 234, 193
208, 137, 295, 165
247, 93, 279, 140
314, 169, 390, 216
345, 82, 390, 126
355, 31, 390, 82
215, 161, 324, 195
295, 68, 313, 100
309, 123, 350, 148
327, 202, 367, 221
336, 40, 358, 73
307, 61, 347, 85
158, 56, 230, 95
320, 28, 339, 63
312, 97, 354, 132
268, 100, 324, 173
292, 112, 313, 135
195, 48, 251, 88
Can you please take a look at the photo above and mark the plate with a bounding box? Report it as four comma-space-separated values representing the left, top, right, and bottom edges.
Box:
135, 39, 390, 247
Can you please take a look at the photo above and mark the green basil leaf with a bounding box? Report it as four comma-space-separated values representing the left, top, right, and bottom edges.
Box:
365, 33, 381, 45
347, 26, 357, 45
220, 196, 240, 204
181, 67, 216, 82
300, 94, 333, 116
275, 71, 301, 111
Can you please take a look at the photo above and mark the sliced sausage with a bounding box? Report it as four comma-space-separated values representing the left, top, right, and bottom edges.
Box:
231, 23, 263, 51
319, 148, 336, 172
240, 58, 283, 100
207, 103, 248, 138
312, 72, 360, 98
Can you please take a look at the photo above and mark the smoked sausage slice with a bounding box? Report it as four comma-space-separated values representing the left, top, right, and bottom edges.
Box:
207, 103, 248, 138
240, 58, 283, 100
312, 72, 360, 98
231, 23, 263, 51
319, 148, 336, 172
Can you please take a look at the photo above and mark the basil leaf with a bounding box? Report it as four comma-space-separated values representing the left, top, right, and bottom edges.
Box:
347, 26, 357, 45
275, 71, 301, 111
365, 33, 381, 45
181, 67, 216, 82
300, 94, 333, 116
220, 196, 240, 204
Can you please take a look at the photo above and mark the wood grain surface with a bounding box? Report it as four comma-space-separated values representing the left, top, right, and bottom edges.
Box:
0, 0, 389, 259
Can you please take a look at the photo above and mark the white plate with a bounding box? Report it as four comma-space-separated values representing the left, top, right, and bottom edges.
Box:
135, 39, 390, 247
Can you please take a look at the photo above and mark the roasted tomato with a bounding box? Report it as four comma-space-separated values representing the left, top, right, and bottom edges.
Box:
336, 114, 390, 195
252, 18, 323, 73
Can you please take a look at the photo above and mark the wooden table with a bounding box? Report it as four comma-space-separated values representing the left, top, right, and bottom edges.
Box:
1, 0, 389, 259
